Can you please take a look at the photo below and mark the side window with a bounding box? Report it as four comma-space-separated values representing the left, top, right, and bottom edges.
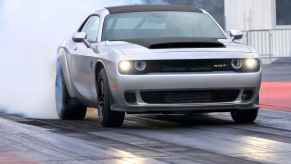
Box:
81, 16, 100, 42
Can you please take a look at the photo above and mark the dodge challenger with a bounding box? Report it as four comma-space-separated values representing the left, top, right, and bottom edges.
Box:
55, 5, 262, 127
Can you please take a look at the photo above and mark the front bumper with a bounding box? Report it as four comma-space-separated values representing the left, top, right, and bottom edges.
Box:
109, 71, 261, 113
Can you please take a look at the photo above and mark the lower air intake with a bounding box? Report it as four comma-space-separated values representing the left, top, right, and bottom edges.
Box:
140, 89, 240, 104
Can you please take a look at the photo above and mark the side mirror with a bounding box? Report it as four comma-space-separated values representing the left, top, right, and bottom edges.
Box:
72, 32, 91, 48
229, 30, 243, 41
72, 32, 87, 43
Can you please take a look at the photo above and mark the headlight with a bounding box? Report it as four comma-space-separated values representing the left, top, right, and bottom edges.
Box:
119, 60, 148, 74
231, 59, 243, 70
244, 58, 258, 70
231, 58, 260, 72
134, 61, 147, 72
119, 61, 132, 73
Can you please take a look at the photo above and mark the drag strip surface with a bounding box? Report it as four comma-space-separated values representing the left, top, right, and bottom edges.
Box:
1, 109, 291, 164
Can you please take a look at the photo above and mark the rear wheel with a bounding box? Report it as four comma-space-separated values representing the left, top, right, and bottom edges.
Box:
55, 63, 87, 120
97, 69, 125, 127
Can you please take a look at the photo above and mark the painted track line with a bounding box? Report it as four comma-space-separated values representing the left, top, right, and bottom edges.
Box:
260, 82, 291, 112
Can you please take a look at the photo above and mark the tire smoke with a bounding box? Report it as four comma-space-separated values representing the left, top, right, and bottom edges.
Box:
0, 0, 165, 118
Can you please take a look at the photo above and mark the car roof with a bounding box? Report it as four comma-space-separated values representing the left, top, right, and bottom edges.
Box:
105, 5, 202, 14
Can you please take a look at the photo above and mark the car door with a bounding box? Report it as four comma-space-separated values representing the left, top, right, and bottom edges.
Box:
69, 15, 100, 102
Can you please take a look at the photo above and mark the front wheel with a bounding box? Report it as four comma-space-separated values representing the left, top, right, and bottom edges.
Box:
231, 108, 259, 124
96, 69, 125, 127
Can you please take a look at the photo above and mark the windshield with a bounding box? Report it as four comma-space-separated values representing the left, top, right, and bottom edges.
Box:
102, 11, 226, 41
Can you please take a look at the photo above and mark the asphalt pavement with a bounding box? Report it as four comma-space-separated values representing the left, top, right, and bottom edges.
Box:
1, 109, 291, 164
0, 58, 291, 164
262, 57, 291, 81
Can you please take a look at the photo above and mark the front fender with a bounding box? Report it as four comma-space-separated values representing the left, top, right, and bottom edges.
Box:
56, 52, 78, 98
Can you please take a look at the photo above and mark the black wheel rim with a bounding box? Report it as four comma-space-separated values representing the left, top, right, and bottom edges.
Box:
97, 79, 105, 122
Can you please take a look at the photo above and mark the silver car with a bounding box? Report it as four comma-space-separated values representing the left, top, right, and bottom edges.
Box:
55, 5, 261, 127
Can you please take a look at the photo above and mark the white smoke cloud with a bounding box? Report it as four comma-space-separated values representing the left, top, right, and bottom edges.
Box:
0, 0, 166, 118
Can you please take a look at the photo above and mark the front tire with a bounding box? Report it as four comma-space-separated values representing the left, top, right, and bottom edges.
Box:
97, 69, 125, 127
231, 108, 259, 124
55, 63, 87, 120
231, 96, 260, 124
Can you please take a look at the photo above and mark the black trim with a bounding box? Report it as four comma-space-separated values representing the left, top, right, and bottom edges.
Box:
140, 89, 240, 104
118, 38, 225, 49
119, 59, 234, 75
106, 5, 202, 14
78, 14, 97, 32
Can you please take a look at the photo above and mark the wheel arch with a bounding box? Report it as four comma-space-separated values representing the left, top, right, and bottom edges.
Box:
56, 52, 76, 98
95, 61, 105, 78
94, 60, 106, 100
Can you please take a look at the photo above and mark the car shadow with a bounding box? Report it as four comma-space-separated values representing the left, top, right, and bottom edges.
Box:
143, 113, 234, 126
0, 109, 246, 135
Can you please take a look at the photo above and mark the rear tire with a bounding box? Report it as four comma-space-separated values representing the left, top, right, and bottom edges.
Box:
231, 108, 258, 124
97, 69, 125, 127
55, 63, 87, 120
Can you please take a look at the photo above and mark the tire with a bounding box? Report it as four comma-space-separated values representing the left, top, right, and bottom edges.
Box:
231, 95, 260, 124
96, 69, 125, 127
231, 108, 259, 124
55, 63, 87, 120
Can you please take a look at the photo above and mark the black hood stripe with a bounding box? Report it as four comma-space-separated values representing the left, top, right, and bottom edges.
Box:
117, 38, 225, 49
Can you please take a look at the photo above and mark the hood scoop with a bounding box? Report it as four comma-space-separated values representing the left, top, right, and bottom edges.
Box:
149, 41, 225, 49
124, 37, 225, 49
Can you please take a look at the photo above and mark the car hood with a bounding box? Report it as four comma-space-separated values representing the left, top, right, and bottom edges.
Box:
103, 40, 257, 61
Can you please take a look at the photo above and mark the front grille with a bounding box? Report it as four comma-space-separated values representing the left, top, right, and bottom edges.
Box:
139, 59, 233, 74
140, 89, 240, 104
